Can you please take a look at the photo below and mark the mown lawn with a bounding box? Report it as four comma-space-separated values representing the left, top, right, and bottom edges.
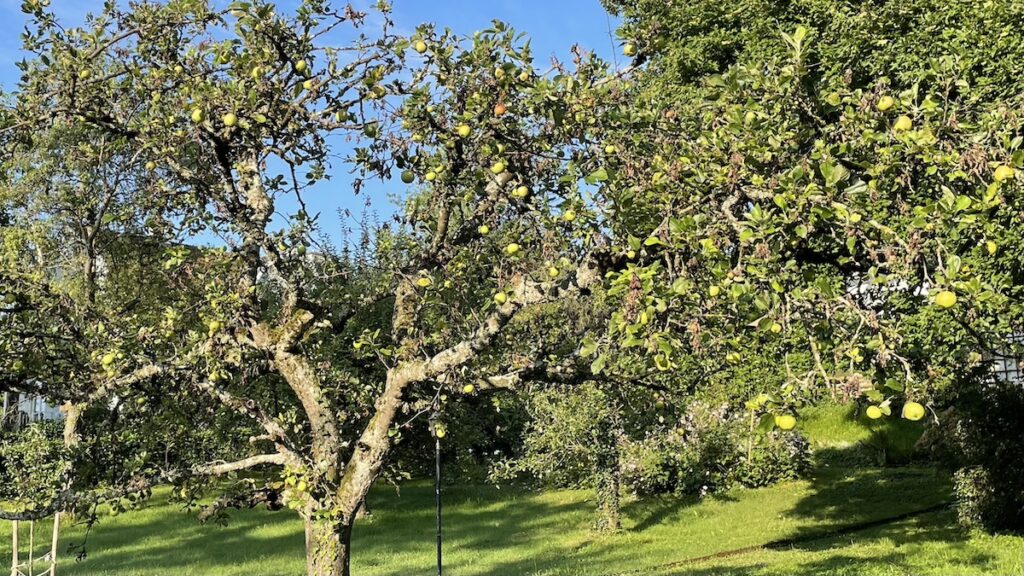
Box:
1, 408, 1021, 575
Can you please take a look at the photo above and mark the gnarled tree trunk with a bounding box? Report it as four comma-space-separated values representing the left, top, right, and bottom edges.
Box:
304, 516, 353, 576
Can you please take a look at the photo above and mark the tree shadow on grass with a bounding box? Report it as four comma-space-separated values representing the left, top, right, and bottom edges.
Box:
659, 509, 999, 576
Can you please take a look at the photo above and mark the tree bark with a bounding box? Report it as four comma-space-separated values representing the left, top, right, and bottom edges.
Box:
304, 516, 353, 576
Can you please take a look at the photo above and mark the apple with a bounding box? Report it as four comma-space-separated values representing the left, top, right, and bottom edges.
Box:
709, 285, 721, 297
902, 401, 926, 421
401, 170, 415, 184
934, 290, 957, 309
770, 322, 783, 334
518, 71, 530, 82
101, 352, 116, 367
294, 60, 307, 73
208, 320, 223, 333
494, 67, 505, 80
563, 210, 577, 222
494, 103, 507, 116
512, 185, 529, 199
253, 113, 267, 124
493, 292, 508, 305
505, 243, 521, 256
435, 425, 447, 439
985, 240, 998, 255
994, 164, 1015, 182
425, 171, 437, 182
145, 161, 157, 171
623, 43, 637, 57
774, 414, 797, 431
303, 79, 315, 91
876, 96, 896, 112
866, 405, 883, 419
547, 266, 559, 278
413, 40, 428, 54
456, 124, 472, 138
462, 384, 475, 394
726, 351, 741, 364
174, 65, 184, 74
79, 69, 91, 80
491, 161, 506, 175
222, 113, 238, 127
190, 108, 204, 123
478, 224, 490, 235
626, 250, 636, 259
416, 277, 432, 288
604, 144, 617, 155
893, 115, 913, 132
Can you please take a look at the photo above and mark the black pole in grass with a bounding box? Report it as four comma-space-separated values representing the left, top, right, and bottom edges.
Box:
430, 411, 443, 576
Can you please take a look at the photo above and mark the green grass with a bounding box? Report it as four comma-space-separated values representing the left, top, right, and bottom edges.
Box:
800, 403, 924, 466
2, 466, 1018, 576
1, 408, 1019, 575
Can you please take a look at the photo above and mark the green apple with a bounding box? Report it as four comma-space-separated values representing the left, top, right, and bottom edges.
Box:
512, 185, 529, 199
101, 352, 116, 367
893, 115, 913, 132
934, 290, 957, 309
79, 69, 91, 80
493, 292, 508, 305
222, 113, 238, 127
770, 322, 783, 334
302, 79, 314, 91
425, 171, 437, 182
462, 384, 475, 394
866, 405, 883, 419
416, 277, 431, 288
623, 43, 637, 57
902, 401, 926, 421
547, 266, 559, 278
709, 285, 722, 297
505, 243, 520, 256
401, 170, 415, 184
774, 414, 797, 431
604, 144, 617, 155
294, 60, 307, 73
876, 95, 896, 112
626, 249, 636, 259
190, 108, 204, 123
145, 161, 157, 171
174, 65, 184, 74
413, 40, 428, 54
994, 164, 1015, 182
985, 240, 998, 255
478, 224, 490, 235
456, 124, 472, 138
494, 67, 505, 79
563, 210, 576, 222
490, 161, 506, 175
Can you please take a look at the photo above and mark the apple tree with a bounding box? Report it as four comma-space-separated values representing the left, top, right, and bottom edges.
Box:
583, 2, 1024, 432
4, 1, 619, 574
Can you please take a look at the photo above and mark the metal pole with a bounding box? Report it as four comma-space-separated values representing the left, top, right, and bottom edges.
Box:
435, 436, 442, 576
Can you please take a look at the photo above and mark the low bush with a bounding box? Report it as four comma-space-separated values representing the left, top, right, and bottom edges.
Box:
923, 379, 1024, 532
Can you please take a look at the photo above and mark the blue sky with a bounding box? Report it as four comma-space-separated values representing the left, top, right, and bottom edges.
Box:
0, 0, 620, 246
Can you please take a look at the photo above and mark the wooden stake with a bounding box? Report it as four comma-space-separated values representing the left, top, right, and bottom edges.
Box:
48, 513, 59, 576
11, 520, 19, 576
27, 521, 33, 576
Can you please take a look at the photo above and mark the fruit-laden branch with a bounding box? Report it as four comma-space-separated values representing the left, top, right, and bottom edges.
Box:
197, 487, 283, 523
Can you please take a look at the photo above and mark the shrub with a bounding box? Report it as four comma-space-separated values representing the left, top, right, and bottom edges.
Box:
733, 431, 811, 488
620, 403, 811, 497
925, 379, 1024, 532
